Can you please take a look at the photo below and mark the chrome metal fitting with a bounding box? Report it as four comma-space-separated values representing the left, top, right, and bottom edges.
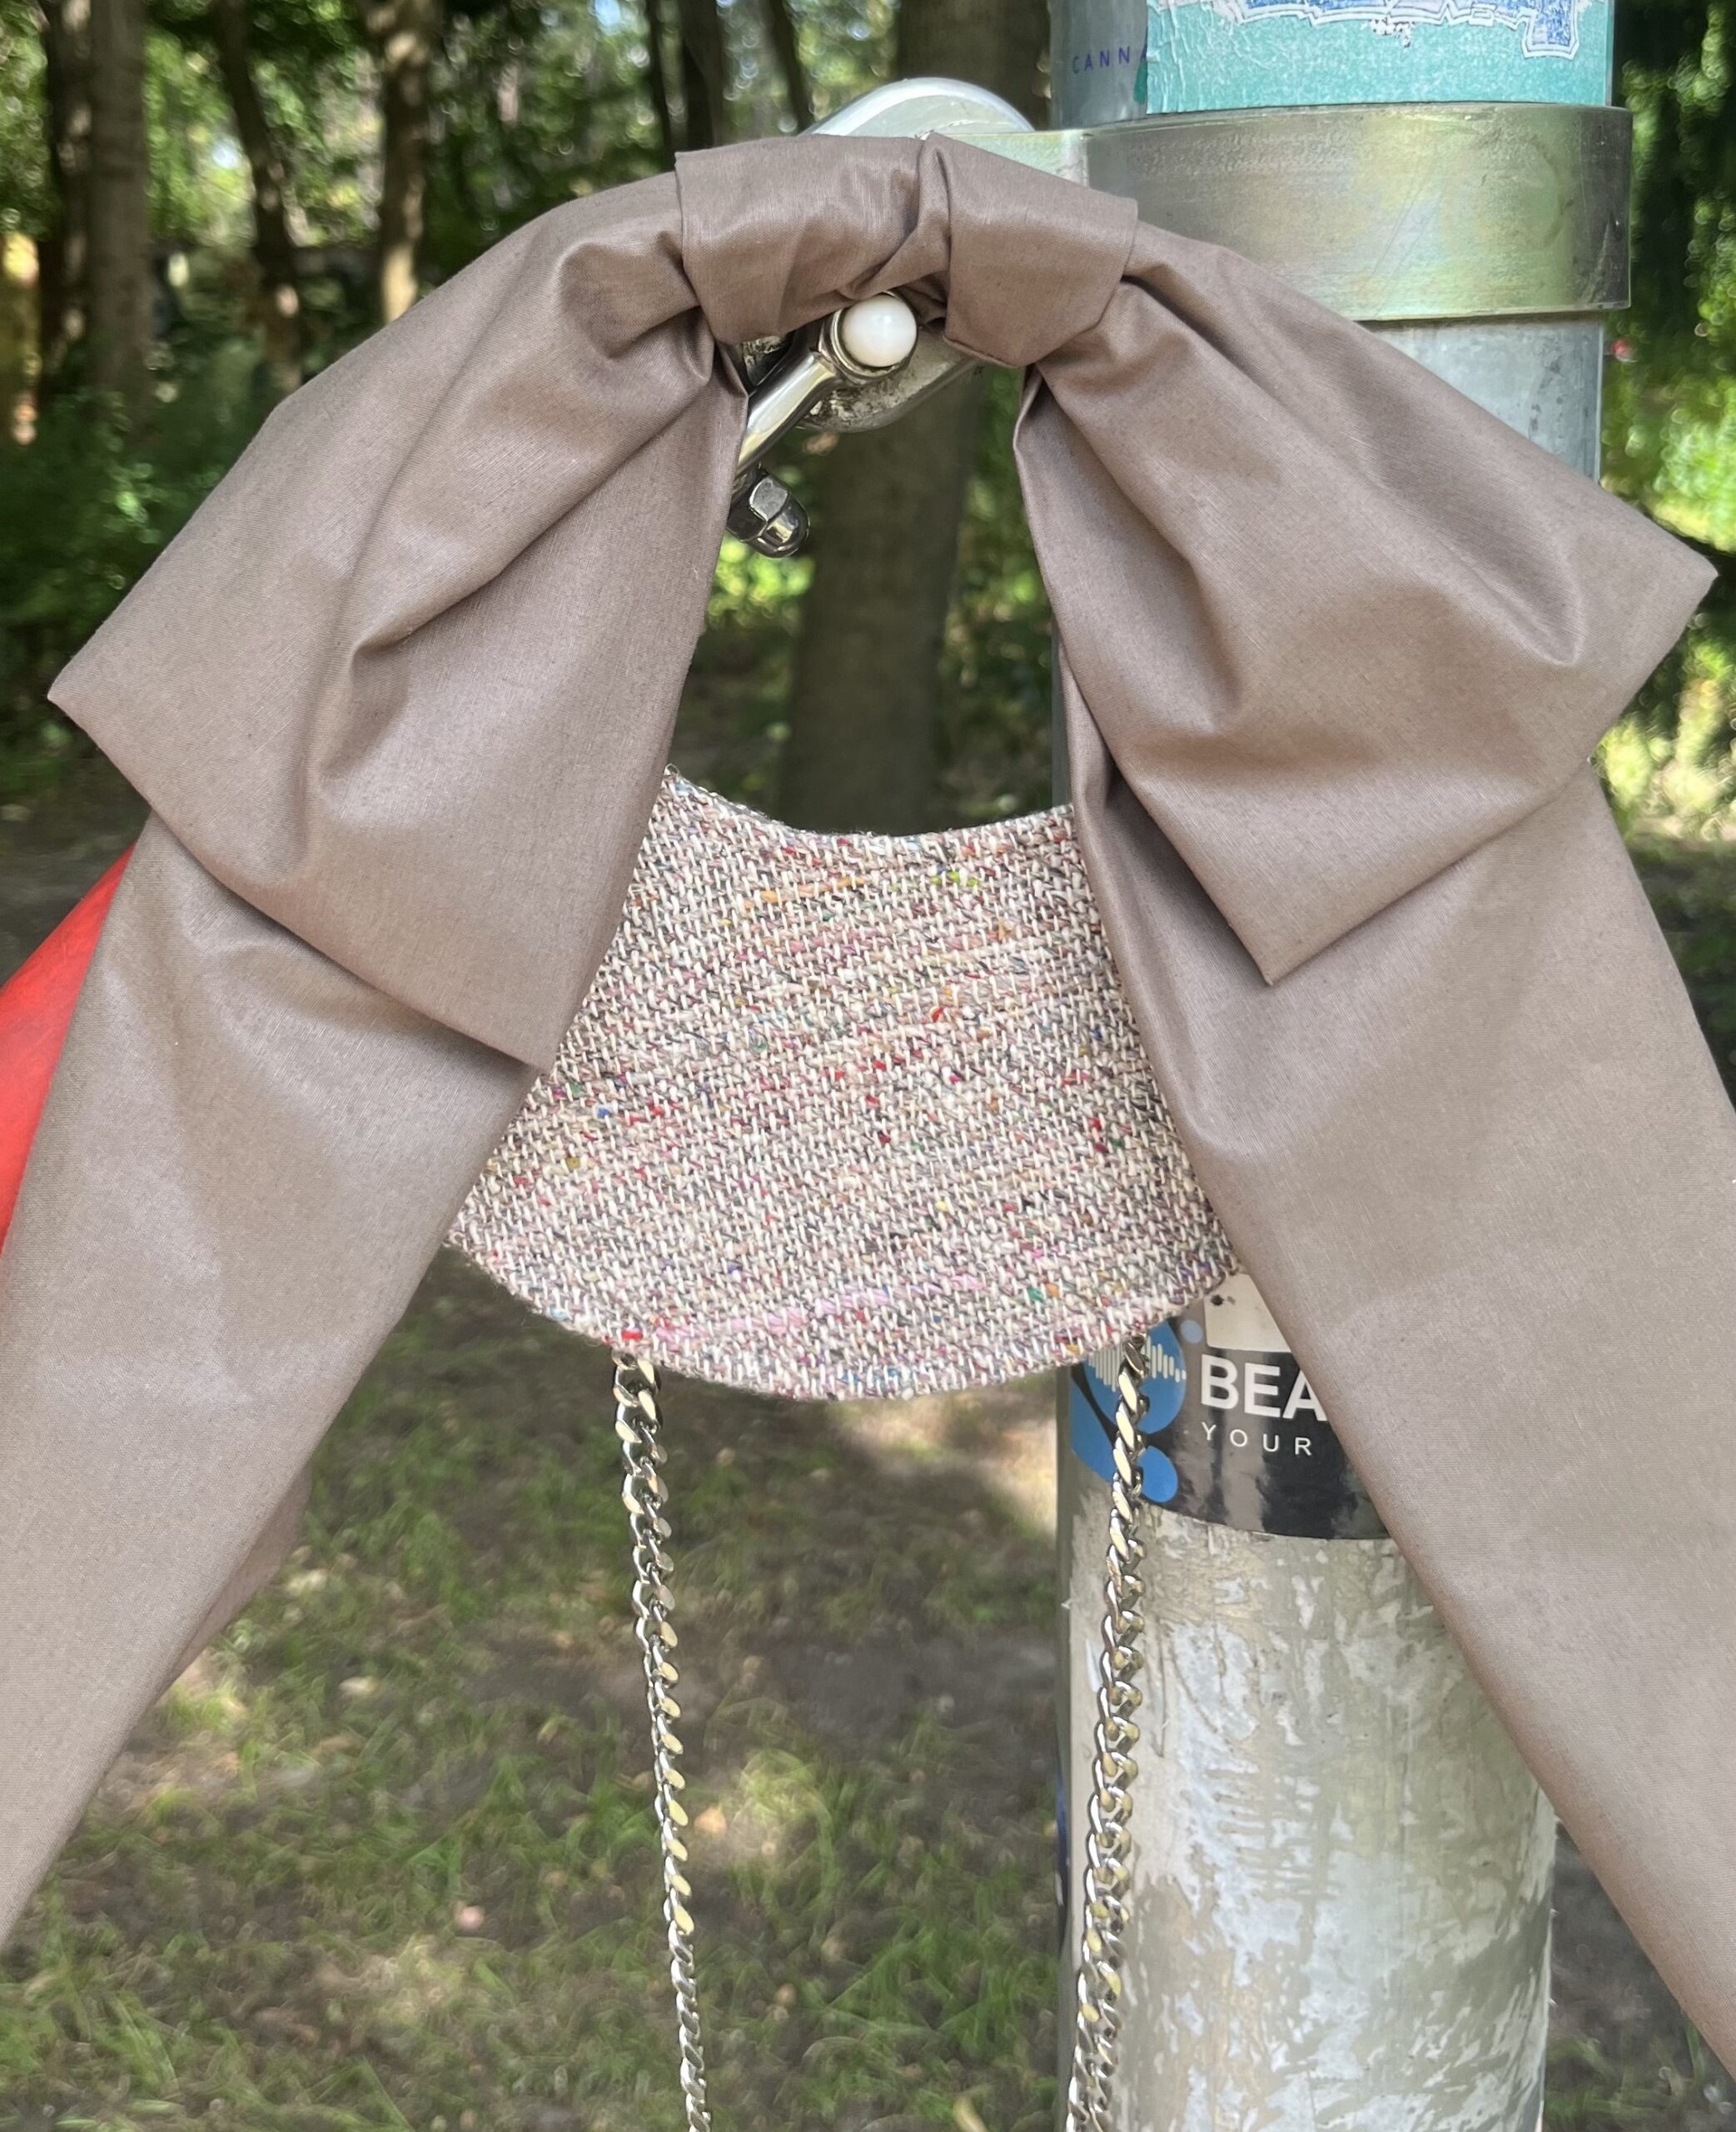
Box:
729, 292, 923, 555
727, 471, 808, 558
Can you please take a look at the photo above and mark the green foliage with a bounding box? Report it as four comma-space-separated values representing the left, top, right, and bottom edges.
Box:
425, 0, 669, 276
1634, 838, 1736, 1089
800, 0, 896, 120
241, 0, 376, 254
420, 0, 891, 278
1604, 0, 1736, 834
1601, 587, 1736, 834
0, 0, 47, 237
0, 347, 269, 799
941, 366, 1053, 822
0, 0, 1730, 834
151, 0, 376, 252
146, 32, 251, 247
1618, 0, 1733, 361
675, 533, 811, 804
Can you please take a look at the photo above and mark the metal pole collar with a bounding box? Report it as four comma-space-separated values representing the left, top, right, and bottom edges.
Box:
977, 100, 1631, 325
794, 85, 1629, 437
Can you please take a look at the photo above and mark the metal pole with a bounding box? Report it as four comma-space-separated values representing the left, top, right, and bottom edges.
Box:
1047, 1, 1618, 2123
781, 57, 1627, 2125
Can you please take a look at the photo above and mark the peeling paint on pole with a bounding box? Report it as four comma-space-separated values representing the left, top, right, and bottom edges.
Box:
1061, 1493, 1556, 2125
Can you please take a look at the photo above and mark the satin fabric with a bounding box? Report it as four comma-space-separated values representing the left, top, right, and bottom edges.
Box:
2, 133, 1730, 2053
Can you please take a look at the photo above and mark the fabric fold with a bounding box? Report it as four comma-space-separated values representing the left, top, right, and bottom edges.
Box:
50, 176, 733, 1068
1022, 222, 1700, 978
4, 128, 1732, 2065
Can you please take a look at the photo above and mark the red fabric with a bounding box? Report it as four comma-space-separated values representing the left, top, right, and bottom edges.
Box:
0, 851, 132, 1249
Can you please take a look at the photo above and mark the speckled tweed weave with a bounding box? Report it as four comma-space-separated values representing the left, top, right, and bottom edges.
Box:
451, 773, 1234, 1399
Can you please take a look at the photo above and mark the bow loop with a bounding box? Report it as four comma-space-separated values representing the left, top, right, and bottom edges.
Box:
675, 135, 1137, 368
1019, 227, 1709, 979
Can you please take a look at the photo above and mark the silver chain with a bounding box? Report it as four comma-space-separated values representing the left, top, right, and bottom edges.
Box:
614, 1355, 712, 2132
613, 1334, 1152, 2132
1062, 1335, 1149, 2132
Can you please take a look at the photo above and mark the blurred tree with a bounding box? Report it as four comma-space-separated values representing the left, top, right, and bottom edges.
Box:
242, 0, 371, 266
759, 0, 812, 127
642, 0, 674, 161
86, 0, 149, 401
801, 0, 893, 119
1605, 0, 1736, 829
675, 0, 725, 147
1620, 0, 1731, 357
421, 0, 667, 271
33, 0, 89, 396
777, 0, 1047, 832
145, 24, 248, 247
208, 0, 301, 387
362, 0, 441, 318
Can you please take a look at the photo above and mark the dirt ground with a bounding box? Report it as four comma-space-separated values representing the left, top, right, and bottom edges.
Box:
1, 770, 1731, 2130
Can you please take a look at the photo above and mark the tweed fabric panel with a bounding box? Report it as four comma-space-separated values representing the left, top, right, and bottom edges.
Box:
451, 774, 1233, 1399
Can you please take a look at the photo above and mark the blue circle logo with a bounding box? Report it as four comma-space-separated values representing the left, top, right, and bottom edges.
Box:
1069, 1325, 1186, 1505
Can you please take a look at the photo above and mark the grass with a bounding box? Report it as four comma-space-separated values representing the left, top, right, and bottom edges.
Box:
1633, 837, 1736, 1100
0, 1259, 1059, 2132
1547, 2035, 1733, 2128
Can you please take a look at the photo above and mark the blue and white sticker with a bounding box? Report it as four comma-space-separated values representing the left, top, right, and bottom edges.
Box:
1068, 1273, 1385, 1538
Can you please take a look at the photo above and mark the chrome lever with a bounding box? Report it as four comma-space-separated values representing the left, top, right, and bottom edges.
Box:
729, 294, 921, 556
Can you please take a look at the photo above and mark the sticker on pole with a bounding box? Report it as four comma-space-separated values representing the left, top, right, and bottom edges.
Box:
1068, 1273, 1385, 1537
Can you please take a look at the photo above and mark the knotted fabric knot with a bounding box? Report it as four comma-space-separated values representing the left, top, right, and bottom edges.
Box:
675, 135, 1138, 371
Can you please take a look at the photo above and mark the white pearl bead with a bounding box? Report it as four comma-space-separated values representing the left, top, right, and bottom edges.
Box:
837, 292, 919, 372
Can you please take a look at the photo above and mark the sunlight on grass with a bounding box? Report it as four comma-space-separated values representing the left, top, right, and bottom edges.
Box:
0, 1258, 1059, 2132
828, 1382, 1058, 1542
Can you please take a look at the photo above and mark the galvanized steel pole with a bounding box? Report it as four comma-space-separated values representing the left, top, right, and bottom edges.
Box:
785, 49, 1628, 2122
1047, 0, 1621, 2123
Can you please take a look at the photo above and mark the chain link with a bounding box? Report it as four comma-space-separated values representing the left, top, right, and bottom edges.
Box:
614, 1354, 711, 2132
613, 1334, 1152, 2132
1062, 1335, 1150, 2132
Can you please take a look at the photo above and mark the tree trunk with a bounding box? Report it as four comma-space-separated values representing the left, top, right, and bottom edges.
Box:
674, 0, 726, 150
367, 0, 440, 323
759, 0, 812, 130
776, 0, 1048, 832
642, 0, 677, 166
898, 0, 1047, 122
778, 380, 990, 831
208, 0, 302, 393
34, 0, 92, 398
85, 0, 151, 409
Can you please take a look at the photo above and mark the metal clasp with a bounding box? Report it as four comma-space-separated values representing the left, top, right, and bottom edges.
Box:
726, 77, 1038, 557
729, 294, 923, 555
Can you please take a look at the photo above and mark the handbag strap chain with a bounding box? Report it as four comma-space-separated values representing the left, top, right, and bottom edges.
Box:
615, 1357, 714, 2129
613, 1339, 1152, 2132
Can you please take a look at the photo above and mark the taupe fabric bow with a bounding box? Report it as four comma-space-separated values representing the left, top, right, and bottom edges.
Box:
3, 133, 1731, 2055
